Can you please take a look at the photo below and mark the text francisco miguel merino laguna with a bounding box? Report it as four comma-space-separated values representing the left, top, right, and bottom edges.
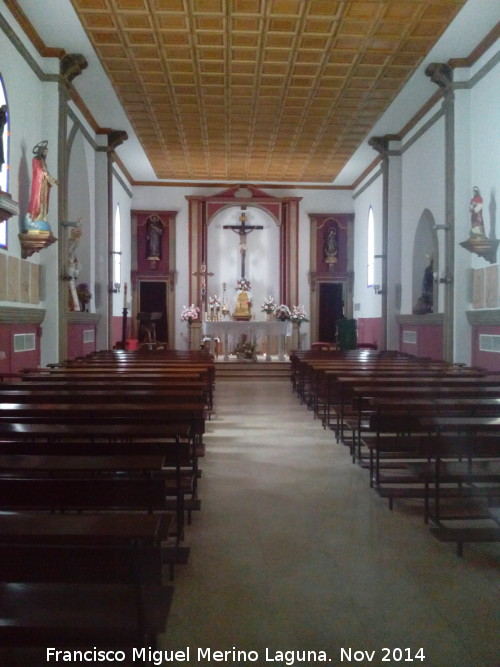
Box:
46, 647, 333, 664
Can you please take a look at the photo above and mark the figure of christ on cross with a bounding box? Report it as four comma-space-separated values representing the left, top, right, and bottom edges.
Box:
192, 263, 214, 316
223, 206, 263, 279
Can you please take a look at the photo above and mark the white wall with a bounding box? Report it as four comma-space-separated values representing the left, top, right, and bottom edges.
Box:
353, 172, 384, 320
401, 113, 446, 315
453, 49, 500, 363
1, 8, 61, 366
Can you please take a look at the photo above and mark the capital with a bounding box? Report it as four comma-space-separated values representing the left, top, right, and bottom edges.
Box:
425, 63, 453, 89
60, 53, 88, 85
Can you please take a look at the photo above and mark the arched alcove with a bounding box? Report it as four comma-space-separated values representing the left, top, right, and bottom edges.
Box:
67, 129, 92, 291
412, 209, 438, 313
207, 205, 280, 316
187, 185, 301, 310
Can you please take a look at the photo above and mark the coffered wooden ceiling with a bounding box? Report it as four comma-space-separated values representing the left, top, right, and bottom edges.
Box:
69, 0, 466, 183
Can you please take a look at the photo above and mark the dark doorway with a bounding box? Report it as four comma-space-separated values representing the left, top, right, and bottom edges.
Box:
139, 281, 168, 343
318, 283, 344, 343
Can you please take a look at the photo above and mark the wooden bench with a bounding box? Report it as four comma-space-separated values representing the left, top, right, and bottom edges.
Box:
429, 526, 500, 557
0, 512, 172, 584
0, 421, 192, 545
0, 582, 173, 648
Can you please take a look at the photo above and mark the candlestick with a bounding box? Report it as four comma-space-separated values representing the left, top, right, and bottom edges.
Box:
123, 282, 128, 308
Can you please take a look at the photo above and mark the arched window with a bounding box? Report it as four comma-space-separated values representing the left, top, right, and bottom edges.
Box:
112, 204, 121, 289
367, 206, 375, 287
0, 76, 9, 248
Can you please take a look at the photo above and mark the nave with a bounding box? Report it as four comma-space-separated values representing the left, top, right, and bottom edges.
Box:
164, 378, 499, 667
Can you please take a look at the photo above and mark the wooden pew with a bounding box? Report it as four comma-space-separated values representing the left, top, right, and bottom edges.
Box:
0, 355, 210, 651
21, 371, 214, 412
365, 407, 500, 536
0, 421, 192, 545
0, 582, 173, 649
0, 512, 172, 584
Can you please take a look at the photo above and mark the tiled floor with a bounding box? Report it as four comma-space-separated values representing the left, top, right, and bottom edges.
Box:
163, 379, 500, 667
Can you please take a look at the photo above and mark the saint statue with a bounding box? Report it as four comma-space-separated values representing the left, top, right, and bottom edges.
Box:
324, 226, 338, 264
26, 140, 58, 232
460, 184, 499, 263
0, 105, 7, 175
146, 215, 163, 260
413, 256, 434, 315
233, 290, 251, 321
67, 224, 82, 281
469, 186, 485, 237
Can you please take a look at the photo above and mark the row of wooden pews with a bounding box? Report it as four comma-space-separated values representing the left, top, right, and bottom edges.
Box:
290, 349, 500, 558
0, 349, 215, 659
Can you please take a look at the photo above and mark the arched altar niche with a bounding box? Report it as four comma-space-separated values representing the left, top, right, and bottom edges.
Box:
412, 209, 439, 315
187, 185, 301, 311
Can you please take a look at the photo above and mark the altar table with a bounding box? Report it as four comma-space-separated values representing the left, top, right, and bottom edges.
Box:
202, 320, 292, 361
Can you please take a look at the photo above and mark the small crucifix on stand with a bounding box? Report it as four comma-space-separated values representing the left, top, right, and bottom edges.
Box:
223, 206, 263, 278
192, 263, 214, 318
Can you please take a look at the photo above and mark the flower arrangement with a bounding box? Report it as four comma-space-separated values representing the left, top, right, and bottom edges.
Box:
274, 304, 291, 321
236, 278, 251, 292
76, 282, 92, 305
261, 296, 276, 314
234, 334, 257, 360
209, 295, 221, 309
180, 304, 200, 324
290, 305, 308, 324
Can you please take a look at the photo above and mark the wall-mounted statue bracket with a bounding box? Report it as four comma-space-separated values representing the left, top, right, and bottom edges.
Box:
459, 236, 499, 264
18, 231, 57, 259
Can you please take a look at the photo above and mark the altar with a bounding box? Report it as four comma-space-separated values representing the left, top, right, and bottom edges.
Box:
202, 320, 292, 361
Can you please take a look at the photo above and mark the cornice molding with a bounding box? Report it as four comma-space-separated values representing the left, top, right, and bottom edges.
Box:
132, 180, 352, 190
67, 312, 100, 325
0, 306, 46, 324
466, 310, 500, 326
4, 0, 64, 58
449, 23, 500, 69
396, 313, 444, 326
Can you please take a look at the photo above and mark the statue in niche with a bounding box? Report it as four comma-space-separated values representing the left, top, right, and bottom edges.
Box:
66, 223, 83, 312
0, 105, 7, 175
413, 255, 434, 315
146, 215, 164, 260
323, 225, 338, 265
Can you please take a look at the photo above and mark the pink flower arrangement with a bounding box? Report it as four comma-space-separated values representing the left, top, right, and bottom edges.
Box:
290, 305, 308, 324
261, 296, 276, 314
181, 304, 200, 324
236, 278, 251, 292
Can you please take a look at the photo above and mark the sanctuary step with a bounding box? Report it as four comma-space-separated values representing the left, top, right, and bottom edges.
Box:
214, 357, 291, 381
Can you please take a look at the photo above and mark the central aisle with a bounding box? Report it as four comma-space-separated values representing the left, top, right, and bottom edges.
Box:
163, 379, 499, 666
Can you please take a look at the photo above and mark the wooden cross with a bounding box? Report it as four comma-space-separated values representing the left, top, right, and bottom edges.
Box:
223, 206, 263, 278
192, 263, 214, 312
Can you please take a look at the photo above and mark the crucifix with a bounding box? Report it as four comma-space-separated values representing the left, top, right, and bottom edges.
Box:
192, 263, 214, 314
223, 206, 263, 278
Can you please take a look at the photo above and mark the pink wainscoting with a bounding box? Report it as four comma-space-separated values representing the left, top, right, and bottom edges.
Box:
111, 315, 131, 349
0, 325, 10, 375
0, 323, 41, 373
471, 324, 500, 372
400, 324, 443, 361
356, 318, 383, 350
67, 322, 97, 360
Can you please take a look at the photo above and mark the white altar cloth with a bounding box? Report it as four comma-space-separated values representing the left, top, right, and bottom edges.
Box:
202, 320, 292, 361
